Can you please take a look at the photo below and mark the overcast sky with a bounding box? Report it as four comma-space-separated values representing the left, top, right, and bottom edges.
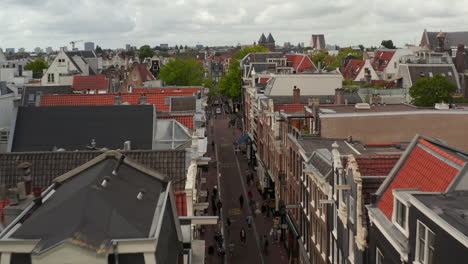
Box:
2, 0, 468, 51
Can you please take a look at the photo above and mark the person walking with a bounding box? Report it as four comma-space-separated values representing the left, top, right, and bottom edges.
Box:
212, 203, 217, 216
240, 227, 246, 245
247, 190, 253, 200
211, 140, 215, 150
239, 195, 244, 208
217, 200, 223, 216
213, 185, 218, 198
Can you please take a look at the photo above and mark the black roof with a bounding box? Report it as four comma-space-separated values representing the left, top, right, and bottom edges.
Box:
0, 150, 187, 191
407, 64, 458, 87
12, 105, 154, 152
21, 85, 72, 106
10, 153, 177, 255
0, 81, 14, 96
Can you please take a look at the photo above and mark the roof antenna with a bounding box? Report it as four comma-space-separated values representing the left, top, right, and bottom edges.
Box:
112, 155, 125, 176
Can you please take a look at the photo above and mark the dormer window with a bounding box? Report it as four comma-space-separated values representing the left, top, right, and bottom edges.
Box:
393, 198, 408, 233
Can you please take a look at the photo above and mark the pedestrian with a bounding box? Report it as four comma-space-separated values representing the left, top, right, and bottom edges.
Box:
225, 218, 231, 235
261, 204, 267, 216
211, 140, 215, 150
263, 235, 269, 255
248, 191, 253, 200
212, 203, 217, 216
246, 215, 253, 229
240, 227, 246, 245
270, 228, 276, 243
206, 190, 210, 202
213, 185, 218, 198
217, 200, 223, 215
239, 195, 244, 208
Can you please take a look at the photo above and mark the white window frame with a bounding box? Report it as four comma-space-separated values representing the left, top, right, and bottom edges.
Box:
392, 198, 409, 236
0, 130, 9, 143
47, 73, 54, 83
376, 247, 384, 264
348, 230, 355, 263
415, 221, 435, 264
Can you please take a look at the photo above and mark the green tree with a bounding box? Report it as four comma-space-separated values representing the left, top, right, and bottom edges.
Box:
409, 74, 457, 107
139, 45, 154, 61
159, 56, 204, 86
95, 45, 103, 54
218, 60, 241, 98
24, 57, 48, 73
381, 40, 396, 49
233, 45, 269, 60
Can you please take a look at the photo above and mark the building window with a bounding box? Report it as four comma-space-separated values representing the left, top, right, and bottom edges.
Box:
376, 248, 384, 264
348, 230, 355, 263
0, 130, 9, 143
394, 62, 397, 69
47, 73, 54, 83
448, 72, 453, 76
416, 221, 435, 264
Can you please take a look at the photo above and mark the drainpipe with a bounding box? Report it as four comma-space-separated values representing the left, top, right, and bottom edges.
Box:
113, 241, 119, 264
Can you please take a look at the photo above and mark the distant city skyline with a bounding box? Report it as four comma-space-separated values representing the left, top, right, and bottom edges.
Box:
2, 0, 468, 51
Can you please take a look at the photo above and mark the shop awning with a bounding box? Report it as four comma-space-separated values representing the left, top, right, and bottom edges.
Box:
237, 134, 249, 144
285, 214, 301, 239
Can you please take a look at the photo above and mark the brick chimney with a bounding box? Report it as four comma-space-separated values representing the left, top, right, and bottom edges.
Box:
436, 32, 446, 52
293, 86, 300, 104
455, 44, 466, 73
334, 88, 345, 105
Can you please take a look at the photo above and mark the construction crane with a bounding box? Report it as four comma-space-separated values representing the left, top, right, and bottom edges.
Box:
69, 40, 83, 50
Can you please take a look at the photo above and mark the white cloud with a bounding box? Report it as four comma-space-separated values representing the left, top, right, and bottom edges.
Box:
1, 0, 468, 50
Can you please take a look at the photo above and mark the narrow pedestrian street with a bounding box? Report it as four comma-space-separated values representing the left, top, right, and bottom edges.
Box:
203, 103, 288, 264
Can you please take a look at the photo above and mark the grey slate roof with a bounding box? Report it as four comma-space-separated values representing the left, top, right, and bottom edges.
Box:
0, 150, 187, 191
407, 64, 459, 88
269, 93, 363, 104
65, 50, 97, 59
21, 85, 72, 106
427, 31, 468, 49
242, 52, 283, 64
0, 82, 14, 96
412, 191, 468, 237
259, 33, 267, 43
12, 105, 154, 152
8, 153, 182, 258
266, 33, 275, 43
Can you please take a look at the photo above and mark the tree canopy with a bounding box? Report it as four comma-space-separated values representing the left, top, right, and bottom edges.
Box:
310, 47, 363, 69
381, 40, 396, 49
409, 74, 457, 107
159, 56, 204, 86
24, 57, 48, 73
95, 45, 103, 54
233, 45, 269, 60
139, 45, 154, 60
218, 60, 242, 98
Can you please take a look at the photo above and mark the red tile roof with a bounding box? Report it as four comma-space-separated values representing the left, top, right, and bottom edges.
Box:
355, 155, 401, 176
342, 59, 365, 80
136, 64, 156, 81
274, 104, 307, 113
286, 54, 317, 72
259, 77, 271, 84
158, 114, 194, 130
372, 50, 396, 72
377, 139, 465, 219
40, 92, 194, 111
175, 191, 187, 216
73, 75, 109, 91
132, 87, 200, 94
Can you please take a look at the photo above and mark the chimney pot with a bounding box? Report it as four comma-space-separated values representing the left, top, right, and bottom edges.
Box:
293, 86, 301, 104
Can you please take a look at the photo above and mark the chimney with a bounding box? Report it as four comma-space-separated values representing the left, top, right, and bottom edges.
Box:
293, 86, 300, 104
139, 93, 147, 104
455, 44, 466, 73
17, 162, 32, 194
436, 32, 446, 52
124, 141, 131, 150
114, 95, 122, 105
34, 91, 42, 106
334, 88, 345, 105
